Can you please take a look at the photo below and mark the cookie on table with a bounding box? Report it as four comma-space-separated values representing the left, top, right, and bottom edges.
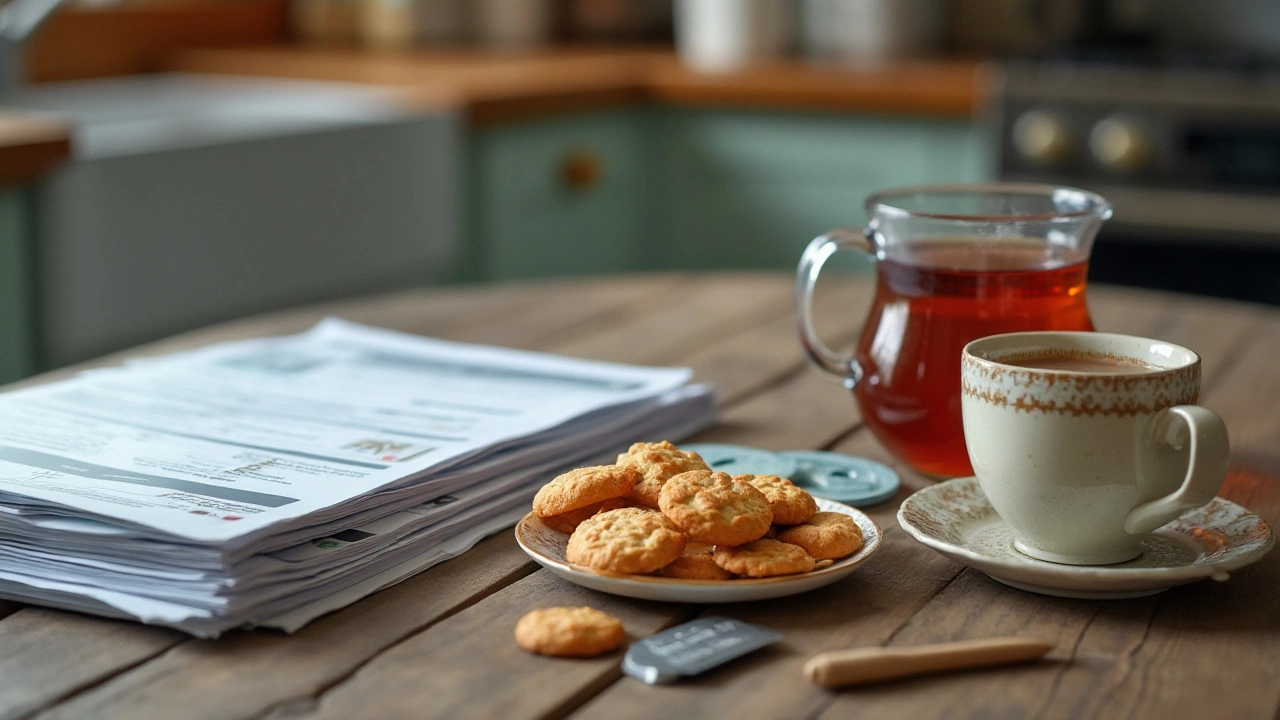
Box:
658, 470, 773, 546
566, 507, 686, 575
775, 511, 864, 560
738, 473, 818, 526
533, 465, 640, 519
514, 607, 626, 658
661, 541, 735, 580
616, 441, 710, 509
713, 538, 816, 578
540, 497, 631, 535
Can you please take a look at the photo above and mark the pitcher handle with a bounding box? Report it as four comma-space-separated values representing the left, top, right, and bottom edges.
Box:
795, 228, 875, 388
1123, 405, 1230, 535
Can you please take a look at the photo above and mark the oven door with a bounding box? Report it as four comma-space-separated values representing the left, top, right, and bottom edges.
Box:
1083, 186, 1280, 306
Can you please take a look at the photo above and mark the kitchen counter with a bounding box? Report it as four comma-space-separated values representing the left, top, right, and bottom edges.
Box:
166, 47, 987, 126
0, 113, 72, 187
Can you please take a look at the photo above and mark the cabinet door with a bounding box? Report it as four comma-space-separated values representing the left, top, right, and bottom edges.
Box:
655, 109, 988, 270
0, 188, 35, 382
470, 110, 649, 281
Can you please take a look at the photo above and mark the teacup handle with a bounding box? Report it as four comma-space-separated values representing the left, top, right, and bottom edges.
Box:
1123, 405, 1230, 535
795, 228, 874, 388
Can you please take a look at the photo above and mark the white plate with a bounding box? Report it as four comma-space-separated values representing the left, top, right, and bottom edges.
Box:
515, 499, 882, 603
898, 477, 1275, 599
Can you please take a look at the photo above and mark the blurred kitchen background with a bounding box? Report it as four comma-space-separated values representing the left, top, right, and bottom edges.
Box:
1, 0, 1278, 382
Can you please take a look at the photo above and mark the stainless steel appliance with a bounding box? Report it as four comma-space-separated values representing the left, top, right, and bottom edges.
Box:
994, 60, 1280, 305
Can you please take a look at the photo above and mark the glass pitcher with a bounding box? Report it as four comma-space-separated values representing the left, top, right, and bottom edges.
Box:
795, 184, 1113, 478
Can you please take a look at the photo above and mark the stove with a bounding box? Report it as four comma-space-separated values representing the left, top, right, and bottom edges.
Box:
994, 60, 1280, 305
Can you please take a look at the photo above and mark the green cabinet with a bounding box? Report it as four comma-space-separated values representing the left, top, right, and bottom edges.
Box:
0, 188, 35, 383
465, 106, 989, 281
468, 109, 652, 281
653, 109, 988, 270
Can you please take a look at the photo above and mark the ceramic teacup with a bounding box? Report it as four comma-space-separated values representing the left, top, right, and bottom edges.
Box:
961, 332, 1229, 566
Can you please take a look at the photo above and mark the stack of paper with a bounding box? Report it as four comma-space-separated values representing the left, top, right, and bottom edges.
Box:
0, 320, 716, 636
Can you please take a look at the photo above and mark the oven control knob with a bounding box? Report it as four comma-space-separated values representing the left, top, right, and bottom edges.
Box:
1013, 110, 1072, 166
1090, 116, 1149, 173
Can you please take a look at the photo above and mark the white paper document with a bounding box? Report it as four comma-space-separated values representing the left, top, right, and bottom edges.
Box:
0, 319, 717, 636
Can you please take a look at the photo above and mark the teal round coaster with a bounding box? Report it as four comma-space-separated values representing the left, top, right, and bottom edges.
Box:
680, 444, 799, 479
778, 450, 900, 507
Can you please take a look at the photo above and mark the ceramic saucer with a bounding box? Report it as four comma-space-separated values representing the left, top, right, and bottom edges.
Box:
898, 477, 1274, 599
516, 498, 881, 603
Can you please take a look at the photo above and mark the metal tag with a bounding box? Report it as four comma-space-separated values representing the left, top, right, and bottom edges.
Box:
623, 616, 782, 685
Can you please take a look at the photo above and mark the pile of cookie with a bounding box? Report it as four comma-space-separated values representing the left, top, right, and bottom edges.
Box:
531, 441, 863, 579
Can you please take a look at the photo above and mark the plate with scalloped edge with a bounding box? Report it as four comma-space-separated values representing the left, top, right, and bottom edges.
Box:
898, 476, 1275, 599
515, 498, 882, 603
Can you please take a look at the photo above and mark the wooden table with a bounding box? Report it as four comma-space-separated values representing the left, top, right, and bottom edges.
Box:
3, 274, 1279, 720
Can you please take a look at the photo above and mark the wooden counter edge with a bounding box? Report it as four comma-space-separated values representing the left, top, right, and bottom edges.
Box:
0, 114, 72, 188
165, 47, 989, 126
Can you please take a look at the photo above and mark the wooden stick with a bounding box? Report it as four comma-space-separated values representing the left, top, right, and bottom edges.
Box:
804, 637, 1054, 689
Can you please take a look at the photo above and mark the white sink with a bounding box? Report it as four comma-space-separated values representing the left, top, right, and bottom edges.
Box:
5, 74, 460, 366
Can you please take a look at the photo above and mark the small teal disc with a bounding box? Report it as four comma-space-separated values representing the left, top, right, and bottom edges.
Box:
680, 444, 798, 479
778, 450, 900, 507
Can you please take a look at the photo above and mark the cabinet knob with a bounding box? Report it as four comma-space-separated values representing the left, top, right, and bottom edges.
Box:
561, 148, 604, 191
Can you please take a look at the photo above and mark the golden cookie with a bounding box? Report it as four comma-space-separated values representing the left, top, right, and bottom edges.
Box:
738, 474, 819, 525
658, 470, 772, 546
712, 539, 816, 577
617, 441, 710, 509
775, 511, 864, 560
514, 607, 625, 658
533, 465, 640, 518
566, 507, 686, 574
661, 541, 735, 580
540, 497, 631, 534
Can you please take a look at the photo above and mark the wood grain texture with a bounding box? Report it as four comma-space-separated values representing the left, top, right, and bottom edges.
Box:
0, 611, 183, 720
2, 275, 1278, 720
32, 533, 536, 720
282, 571, 691, 720
572, 497, 962, 720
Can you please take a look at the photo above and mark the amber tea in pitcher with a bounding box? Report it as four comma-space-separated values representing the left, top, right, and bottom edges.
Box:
796, 185, 1111, 478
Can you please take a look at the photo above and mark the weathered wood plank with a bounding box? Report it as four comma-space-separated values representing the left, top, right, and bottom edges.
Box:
5, 278, 693, 720
32, 533, 537, 720
814, 571, 1124, 720
10, 277, 1280, 720
253, 366, 878, 720
1036, 460, 1280, 720
548, 274, 794, 365
1088, 284, 1179, 337
806, 300, 1280, 720
1197, 322, 1280, 452
1155, 296, 1269, 395
282, 572, 695, 720
571, 484, 959, 720
23, 275, 862, 720
680, 279, 872, 404
0, 611, 184, 720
